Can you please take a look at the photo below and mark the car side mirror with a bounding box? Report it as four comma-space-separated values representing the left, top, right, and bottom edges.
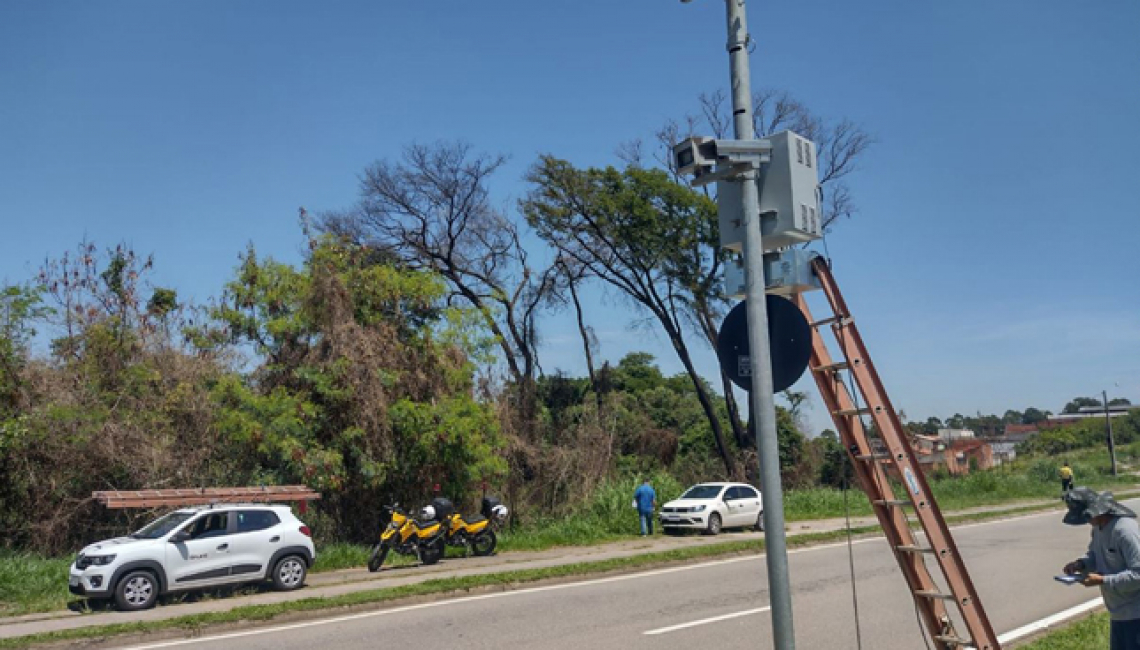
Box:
169, 530, 190, 543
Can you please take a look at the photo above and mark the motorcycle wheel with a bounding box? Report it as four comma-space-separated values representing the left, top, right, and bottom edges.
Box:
420, 539, 445, 566
471, 530, 497, 557
367, 544, 388, 572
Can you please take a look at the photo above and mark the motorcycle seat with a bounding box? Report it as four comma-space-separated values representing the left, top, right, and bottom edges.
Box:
463, 514, 487, 524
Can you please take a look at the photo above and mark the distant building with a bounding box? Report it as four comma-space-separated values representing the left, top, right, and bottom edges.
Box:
946, 439, 995, 474
1003, 423, 1040, 436
903, 433, 993, 476
989, 441, 1017, 465
1052, 405, 1133, 422
938, 428, 975, 441
912, 434, 947, 454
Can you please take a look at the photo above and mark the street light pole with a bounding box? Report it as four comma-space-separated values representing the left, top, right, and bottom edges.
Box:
722, 1, 796, 648
1104, 390, 1118, 477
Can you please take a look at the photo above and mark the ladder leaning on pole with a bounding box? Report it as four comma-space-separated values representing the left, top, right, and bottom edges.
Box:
794, 257, 1000, 650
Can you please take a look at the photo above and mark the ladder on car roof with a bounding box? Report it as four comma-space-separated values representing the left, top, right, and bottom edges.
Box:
794, 257, 1000, 650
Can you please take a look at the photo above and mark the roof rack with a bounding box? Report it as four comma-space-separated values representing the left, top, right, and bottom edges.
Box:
93, 486, 321, 509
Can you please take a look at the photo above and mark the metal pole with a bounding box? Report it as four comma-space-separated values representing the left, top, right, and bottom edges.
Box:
1104, 390, 1118, 476
723, 1, 796, 647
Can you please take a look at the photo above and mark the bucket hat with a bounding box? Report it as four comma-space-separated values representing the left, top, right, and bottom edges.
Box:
1063, 487, 1136, 525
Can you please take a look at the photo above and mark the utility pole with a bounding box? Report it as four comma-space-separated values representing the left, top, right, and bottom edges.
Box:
721, 0, 796, 647
1104, 390, 1118, 476
674, 2, 798, 646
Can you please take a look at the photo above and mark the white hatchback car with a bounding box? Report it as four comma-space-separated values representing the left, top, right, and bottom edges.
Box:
69, 504, 316, 611
659, 482, 763, 535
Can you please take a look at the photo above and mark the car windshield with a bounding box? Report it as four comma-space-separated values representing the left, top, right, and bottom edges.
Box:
132, 512, 195, 539
679, 485, 724, 500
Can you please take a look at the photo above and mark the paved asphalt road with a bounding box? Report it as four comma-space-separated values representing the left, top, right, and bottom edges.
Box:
115, 500, 1135, 650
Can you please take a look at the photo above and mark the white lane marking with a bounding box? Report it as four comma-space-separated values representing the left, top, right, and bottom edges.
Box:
114, 505, 1096, 649
642, 598, 1108, 641
643, 606, 772, 635
995, 597, 1104, 645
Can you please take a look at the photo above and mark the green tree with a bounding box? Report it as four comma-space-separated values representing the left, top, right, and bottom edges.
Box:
523, 161, 739, 476
815, 432, 853, 488
206, 238, 507, 540
1063, 397, 1102, 414
1, 244, 223, 553
0, 284, 48, 411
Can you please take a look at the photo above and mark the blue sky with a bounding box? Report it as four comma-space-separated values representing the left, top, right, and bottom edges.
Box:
2, 1, 1138, 433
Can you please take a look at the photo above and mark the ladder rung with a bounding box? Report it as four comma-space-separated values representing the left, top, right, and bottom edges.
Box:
855, 452, 890, 462
810, 315, 847, 328
914, 589, 956, 601
812, 361, 850, 373
834, 407, 870, 417
873, 499, 911, 507
896, 544, 936, 554
933, 635, 972, 647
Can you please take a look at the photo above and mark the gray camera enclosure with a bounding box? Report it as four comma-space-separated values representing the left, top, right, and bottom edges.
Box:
716, 130, 822, 252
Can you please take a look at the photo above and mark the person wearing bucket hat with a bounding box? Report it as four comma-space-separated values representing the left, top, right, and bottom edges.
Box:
1062, 487, 1140, 649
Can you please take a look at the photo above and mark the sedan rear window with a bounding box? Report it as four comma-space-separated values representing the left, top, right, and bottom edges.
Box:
679, 485, 724, 500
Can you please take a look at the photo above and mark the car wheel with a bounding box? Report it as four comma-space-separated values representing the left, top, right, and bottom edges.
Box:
114, 570, 159, 611
754, 511, 765, 532
705, 512, 722, 536
271, 555, 307, 591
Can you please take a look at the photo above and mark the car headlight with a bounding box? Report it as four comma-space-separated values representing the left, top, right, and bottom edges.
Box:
693, 505, 706, 513
88, 555, 116, 566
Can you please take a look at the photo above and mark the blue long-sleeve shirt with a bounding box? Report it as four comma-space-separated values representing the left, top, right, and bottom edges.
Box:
1079, 516, 1140, 621
634, 484, 656, 514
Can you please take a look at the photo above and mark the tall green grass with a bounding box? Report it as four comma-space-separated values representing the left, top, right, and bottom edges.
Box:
0, 552, 74, 616
500, 472, 684, 550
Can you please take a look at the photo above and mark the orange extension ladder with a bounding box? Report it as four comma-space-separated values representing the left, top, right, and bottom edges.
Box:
795, 257, 1000, 650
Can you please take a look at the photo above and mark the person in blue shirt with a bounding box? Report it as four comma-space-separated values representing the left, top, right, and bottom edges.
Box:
633, 478, 657, 536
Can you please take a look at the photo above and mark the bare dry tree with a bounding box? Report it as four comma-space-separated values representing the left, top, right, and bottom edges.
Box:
321, 141, 558, 400
700, 88, 874, 231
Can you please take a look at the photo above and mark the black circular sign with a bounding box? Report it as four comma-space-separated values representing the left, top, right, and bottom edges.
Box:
716, 295, 812, 393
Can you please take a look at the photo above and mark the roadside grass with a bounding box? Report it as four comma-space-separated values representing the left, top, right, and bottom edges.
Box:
0, 553, 73, 617
311, 543, 470, 573
1016, 611, 1108, 649
785, 445, 1139, 521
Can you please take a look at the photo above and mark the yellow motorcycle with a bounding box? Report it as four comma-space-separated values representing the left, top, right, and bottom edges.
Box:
431, 497, 508, 557
367, 503, 446, 571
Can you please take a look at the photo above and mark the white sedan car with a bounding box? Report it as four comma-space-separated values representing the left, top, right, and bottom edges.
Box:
659, 482, 763, 535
